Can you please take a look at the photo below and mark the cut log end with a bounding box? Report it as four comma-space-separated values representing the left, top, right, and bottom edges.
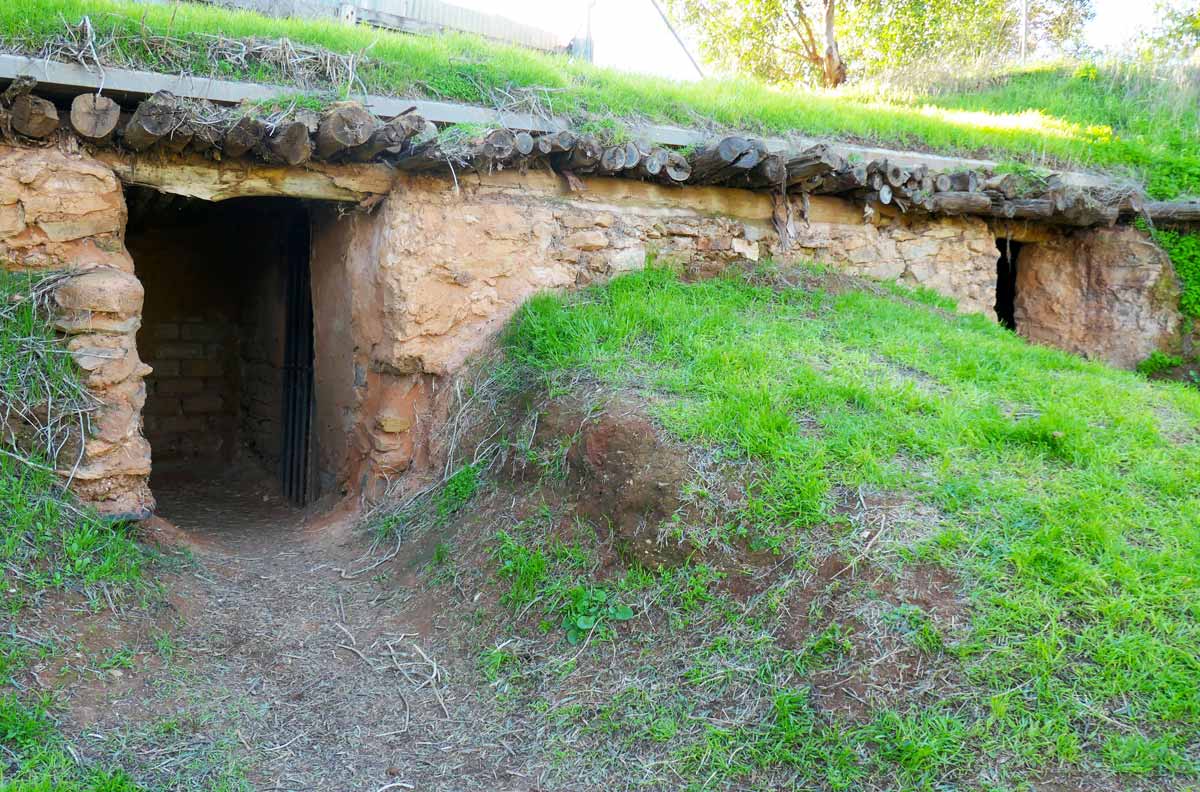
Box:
223, 115, 267, 159
267, 121, 314, 166
11, 94, 59, 139
315, 102, 380, 160
69, 94, 120, 142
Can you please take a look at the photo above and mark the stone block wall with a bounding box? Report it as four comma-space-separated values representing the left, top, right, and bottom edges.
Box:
139, 318, 237, 463
129, 218, 243, 466
129, 198, 294, 471
331, 171, 1005, 492
0, 144, 152, 518
790, 210, 1001, 317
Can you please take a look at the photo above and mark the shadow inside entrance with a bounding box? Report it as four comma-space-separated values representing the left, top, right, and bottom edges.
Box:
150, 460, 303, 540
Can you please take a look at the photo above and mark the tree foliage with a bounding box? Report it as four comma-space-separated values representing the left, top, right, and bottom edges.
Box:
669, 0, 1096, 86
667, 0, 848, 86
1139, 1, 1200, 60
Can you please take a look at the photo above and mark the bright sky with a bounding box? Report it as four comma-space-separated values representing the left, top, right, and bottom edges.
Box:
453, 0, 1187, 81
451, 0, 703, 81
1084, 0, 1183, 51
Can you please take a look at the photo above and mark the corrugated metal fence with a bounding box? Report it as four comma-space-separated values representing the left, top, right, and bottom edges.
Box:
357, 0, 563, 51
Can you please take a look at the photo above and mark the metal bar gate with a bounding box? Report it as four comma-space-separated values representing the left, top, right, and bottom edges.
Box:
280, 218, 314, 506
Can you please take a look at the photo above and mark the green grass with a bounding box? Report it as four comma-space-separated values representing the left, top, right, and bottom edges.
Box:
1149, 226, 1200, 319
0, 0, 1196, 196
499, 262, 1200, 786
0, 272, 150, 791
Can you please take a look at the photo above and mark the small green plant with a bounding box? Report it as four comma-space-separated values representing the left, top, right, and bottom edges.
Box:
479, 645, 520, 684
434, 464, 479, 523
1148, 227, 1200, 318
247, 91, 332, 114
99, 646, 136, 670
993, 160, 1051, 195
1137, 350, 1184, 376
494, 530, 548, 608
576, 118, 631, 145
792, 623, 854, 672
884, 604, 944, 654
436, 122, 491, 148
556, 586, 634, 644
154, 631, 177, 663
647, 715, 678, 742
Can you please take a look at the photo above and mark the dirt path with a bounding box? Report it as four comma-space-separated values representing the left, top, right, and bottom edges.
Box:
37, 467, 535, 792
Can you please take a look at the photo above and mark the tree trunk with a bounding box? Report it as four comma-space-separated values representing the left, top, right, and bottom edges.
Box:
537, 130, 577, 154
481, 129, 516, 161
188, 121, 222, 155
597, 145, 628, 175
821, 0, 846, 87
315, 102, 380, 160
159, 121, 194, 153
635, 147, 669, 179
783, 144, 844, 186
266, 120, 314, 166
122, 92, 182, 151
689, 136, 752, 182
1142, 200, 1200, 223
347, 113, 426, 162
553, 135, 603, 172
812, 164, 867, 194
513, 131, 535, 157
661, 151, 691, 183
928, 191, 991, 215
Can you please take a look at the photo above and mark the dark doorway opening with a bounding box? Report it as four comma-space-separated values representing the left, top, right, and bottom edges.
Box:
127, 189, 317, 527
995, 238, 1022, 330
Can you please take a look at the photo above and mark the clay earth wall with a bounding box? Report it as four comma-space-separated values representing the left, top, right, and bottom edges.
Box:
0, 144, 1185, 513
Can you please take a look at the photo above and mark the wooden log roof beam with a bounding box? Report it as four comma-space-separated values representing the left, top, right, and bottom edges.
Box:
0, 53, 1109, 190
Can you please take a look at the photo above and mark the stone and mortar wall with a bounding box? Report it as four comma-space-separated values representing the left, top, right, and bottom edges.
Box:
792, 205, 1001, 317
1, 143, 1184, 513
329, 170, 1004, 494
0, 144, 152, 518
139, 317, 236, 462
131, 223, 242, 465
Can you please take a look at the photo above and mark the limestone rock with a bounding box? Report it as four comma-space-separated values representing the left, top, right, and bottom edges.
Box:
1014, 226, 1181, 368
55, 268, 144, 317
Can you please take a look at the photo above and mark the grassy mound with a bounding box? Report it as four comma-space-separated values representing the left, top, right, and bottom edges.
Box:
1, 0, 1197, 197
405, 262, 1200, 789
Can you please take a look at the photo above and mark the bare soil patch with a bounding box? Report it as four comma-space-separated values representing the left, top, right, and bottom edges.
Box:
22, 387, 981, 790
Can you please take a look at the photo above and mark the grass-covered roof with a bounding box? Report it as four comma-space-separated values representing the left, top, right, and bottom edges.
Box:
0, 0, 1197, 198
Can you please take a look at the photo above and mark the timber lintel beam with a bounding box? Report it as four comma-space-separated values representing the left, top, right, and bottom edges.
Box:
94, 150, 396, 203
